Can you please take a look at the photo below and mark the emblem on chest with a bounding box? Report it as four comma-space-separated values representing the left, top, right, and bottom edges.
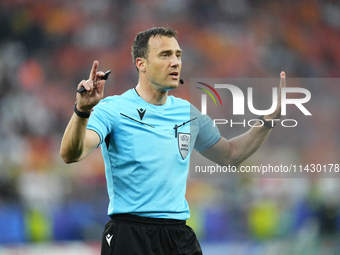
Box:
178, 133, 191, 160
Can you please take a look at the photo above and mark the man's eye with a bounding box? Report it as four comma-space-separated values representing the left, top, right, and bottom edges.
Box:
162, 53, 169, 57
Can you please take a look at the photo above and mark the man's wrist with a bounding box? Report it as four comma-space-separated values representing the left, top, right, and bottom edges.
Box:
258, 115, 275, 129
74, 102, 91, 118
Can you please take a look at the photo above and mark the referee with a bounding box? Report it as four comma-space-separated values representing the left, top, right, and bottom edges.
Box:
60, 27, 285, 255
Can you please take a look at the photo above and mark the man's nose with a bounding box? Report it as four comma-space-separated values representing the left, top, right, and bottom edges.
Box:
170, 56, 180, 67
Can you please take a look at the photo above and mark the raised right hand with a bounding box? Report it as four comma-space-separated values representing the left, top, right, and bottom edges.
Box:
76, 60, 106, 112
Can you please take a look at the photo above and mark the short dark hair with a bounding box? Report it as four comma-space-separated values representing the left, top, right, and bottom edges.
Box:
131, 27, 177, 71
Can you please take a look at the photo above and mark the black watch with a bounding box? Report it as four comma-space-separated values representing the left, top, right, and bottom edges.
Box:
74, 102, 91, 118
258, 115, 275, 128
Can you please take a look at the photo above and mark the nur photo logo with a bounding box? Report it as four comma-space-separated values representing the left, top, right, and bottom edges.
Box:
194, 79, 312, 128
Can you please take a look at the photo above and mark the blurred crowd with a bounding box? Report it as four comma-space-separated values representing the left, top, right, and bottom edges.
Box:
0, 0, 340, 249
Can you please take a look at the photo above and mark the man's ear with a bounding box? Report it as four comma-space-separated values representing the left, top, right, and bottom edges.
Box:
136, 58, 146, 73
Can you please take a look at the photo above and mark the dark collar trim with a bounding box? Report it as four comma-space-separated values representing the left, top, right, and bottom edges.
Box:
134, 87, 140, 97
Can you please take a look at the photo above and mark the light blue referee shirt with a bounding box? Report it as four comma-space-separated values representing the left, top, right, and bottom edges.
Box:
87, 88, 221, 220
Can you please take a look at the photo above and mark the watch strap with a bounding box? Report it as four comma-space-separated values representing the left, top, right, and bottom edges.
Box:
74, 102, 91, 118
258, 115, 275, 128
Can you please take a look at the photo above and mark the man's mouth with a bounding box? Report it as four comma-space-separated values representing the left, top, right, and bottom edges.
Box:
169, 71, 179, 79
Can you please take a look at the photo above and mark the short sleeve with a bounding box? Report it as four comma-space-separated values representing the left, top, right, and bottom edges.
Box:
87, 97, 120, 146
191, 105, 221, 152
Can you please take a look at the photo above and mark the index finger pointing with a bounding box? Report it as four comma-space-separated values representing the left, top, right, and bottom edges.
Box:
89, 60, 99, 81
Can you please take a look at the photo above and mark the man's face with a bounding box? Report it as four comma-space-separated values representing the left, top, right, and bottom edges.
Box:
144, 35, 182, 91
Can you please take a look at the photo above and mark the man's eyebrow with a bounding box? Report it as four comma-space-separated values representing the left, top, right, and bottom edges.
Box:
159, 49, 182, 55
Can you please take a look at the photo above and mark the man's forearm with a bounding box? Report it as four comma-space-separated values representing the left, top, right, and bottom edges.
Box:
228, 117, 273, 166
60, 113, 89, 163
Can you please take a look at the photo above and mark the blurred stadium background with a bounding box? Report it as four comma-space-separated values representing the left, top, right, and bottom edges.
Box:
0, 0, 340, 254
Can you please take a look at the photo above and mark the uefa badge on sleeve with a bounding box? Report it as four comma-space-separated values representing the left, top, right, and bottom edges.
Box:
178, 133, 191, 160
